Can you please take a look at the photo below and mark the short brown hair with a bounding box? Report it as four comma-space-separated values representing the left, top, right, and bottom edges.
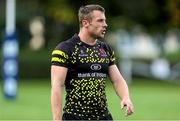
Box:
78, 4, 105, 27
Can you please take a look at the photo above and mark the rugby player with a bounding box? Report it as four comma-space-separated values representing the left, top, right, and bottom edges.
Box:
51, 4, 134, 121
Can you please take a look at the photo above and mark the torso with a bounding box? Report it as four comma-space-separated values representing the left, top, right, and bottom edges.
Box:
51, 34, 115, 119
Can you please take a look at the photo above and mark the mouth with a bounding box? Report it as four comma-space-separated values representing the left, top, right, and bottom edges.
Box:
102, 30, 106, 35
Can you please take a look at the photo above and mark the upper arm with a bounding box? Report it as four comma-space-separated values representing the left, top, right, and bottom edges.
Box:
51, 42, 70, 87
51, 65, 68, 88
51, 41, 71, 68
108, 64, 125, 83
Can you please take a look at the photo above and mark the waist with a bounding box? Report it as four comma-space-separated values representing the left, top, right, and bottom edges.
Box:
64, 94, 107, 109
63, 107, 111, 120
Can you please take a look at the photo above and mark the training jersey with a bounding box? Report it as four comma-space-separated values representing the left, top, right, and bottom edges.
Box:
51, 34, 116, 119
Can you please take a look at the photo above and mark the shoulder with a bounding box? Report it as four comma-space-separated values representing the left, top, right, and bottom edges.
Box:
98, 40, 114, 52
99, 40, 116, 64
54, 34, 78, 53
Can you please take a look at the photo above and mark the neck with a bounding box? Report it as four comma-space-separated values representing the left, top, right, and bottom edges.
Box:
78, 29, 97, 45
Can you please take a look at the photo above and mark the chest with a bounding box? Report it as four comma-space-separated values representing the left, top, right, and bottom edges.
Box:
69, 45, 110, 73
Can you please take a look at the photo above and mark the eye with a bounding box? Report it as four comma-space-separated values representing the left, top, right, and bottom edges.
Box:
97, 19, 104, 22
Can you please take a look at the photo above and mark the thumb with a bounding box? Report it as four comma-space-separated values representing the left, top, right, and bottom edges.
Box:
121, 101, 124, 109
121, 101, 127, 109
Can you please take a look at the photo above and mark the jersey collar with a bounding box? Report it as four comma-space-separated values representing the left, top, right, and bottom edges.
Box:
72, 34, 101, 47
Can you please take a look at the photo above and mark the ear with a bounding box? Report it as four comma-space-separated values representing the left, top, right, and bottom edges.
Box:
82, 19, 90, 28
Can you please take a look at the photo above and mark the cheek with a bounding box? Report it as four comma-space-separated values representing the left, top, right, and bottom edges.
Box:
89, 24, 101, 32
95, 24, 102, 28
92, 23, 101, 28
94, 25, 101, 31
90, 26, 98, 31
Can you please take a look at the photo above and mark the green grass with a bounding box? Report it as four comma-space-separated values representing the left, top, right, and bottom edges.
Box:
0, 80, 52, 120
0, 79, 180, 120
107, 79, 180, 120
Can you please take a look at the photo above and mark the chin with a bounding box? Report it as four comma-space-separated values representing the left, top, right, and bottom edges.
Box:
100, 35, 105, 38
93, 33, 105, 39
96, 36, 104, 39
98, 34, 105, 38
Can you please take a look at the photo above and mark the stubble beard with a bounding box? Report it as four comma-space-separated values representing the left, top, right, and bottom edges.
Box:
91, 31, 105, 40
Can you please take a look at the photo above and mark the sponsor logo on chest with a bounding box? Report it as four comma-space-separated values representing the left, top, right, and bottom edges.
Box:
90, 64, 101, 70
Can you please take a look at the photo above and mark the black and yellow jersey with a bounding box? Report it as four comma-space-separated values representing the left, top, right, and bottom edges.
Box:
51, 34, 115, 119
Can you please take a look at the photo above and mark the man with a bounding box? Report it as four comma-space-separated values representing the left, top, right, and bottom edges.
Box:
51, 4, 134, 121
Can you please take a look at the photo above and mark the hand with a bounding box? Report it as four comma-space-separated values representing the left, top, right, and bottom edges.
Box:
121, 98, 134, 116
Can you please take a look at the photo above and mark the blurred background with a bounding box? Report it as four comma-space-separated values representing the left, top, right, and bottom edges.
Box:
0, 0, 180, 120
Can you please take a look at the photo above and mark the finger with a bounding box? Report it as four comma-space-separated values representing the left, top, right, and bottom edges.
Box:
125, 104, 129, 116
126, 105, 134, 116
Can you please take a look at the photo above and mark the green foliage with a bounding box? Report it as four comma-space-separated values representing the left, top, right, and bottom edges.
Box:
1, 0, 180, 49
166, 0, 180, 28
1, 0, 180, 79
46, 0, 75, 24
164, 49, 180, 64
19, 48, 52, 79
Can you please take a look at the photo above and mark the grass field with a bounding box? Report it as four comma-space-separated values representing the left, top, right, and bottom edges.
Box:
0, 78, 180, 120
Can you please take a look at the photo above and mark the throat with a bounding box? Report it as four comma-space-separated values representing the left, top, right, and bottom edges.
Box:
82, 39, 97, 46
79, 33, 97, 45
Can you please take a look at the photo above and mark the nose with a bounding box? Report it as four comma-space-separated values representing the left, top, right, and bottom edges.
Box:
104, 21, 108, 28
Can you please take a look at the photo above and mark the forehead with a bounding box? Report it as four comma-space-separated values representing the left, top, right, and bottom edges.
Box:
91, 10, 106, 20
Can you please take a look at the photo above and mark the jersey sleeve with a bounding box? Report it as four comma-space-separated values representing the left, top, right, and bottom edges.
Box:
51, 42, 70, 67
108, 45, 116, 66
102, 42, 116, 66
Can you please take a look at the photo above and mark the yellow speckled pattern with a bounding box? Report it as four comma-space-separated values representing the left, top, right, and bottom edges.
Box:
51, 34, 115, 119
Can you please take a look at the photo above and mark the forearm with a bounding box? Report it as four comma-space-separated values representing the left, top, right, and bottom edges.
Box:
109, 65, 130, 100
51, 87, 62, 121
112, 77, 130, 100
51, 66, 67, 120
109, 62, 134, 116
